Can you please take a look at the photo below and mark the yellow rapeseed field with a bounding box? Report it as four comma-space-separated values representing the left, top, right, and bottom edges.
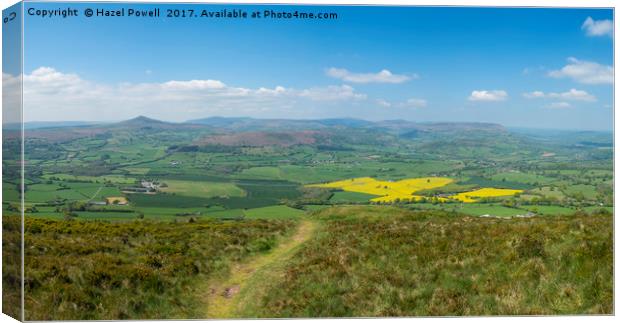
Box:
450, 188, 523, 203
309, 177, 524, 204
307, 177, 453, 203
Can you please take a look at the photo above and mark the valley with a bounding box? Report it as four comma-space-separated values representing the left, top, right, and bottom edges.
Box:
2, 116, 613, 319
3, 116, 612, 222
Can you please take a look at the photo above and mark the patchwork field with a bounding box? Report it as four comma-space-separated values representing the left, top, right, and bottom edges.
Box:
159, 180, 246, 198
3, 116, 612, 319
529, 186, 566, 200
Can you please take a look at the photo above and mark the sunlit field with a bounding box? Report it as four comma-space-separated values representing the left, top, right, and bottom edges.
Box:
451, 188, 524, 203
308, 177, 523, 204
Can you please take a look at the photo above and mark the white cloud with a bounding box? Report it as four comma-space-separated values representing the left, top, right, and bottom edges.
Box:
546, 89, 596, 102
375, 98, 427, 109
163, 79, 226, 90
468, 90, 507, 102
523, 91, 545, 98
299, 84, 367, 101
14, 67, 368, 121
376, 99, 392, 108
256, 86, 287, 95
400, 98, 427, 108
545, 102, 571, 109
326, 67, 413, 84
581, 17, 613, 37
523, 88, 596, 102
548, 57, 613, 85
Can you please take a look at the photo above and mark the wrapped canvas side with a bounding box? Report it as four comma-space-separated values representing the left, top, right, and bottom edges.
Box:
2, 1, 24, 322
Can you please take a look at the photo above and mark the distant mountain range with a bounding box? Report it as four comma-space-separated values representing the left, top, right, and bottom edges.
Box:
186, 116, 376, 130
4, 121, 103, 130
6, 116, 516, 146
5, 115, 610, 150
18, 116, 507, 133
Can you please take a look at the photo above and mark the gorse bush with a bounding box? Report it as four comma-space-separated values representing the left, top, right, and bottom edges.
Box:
246, 206, 612, 317
23, 217, 296, 320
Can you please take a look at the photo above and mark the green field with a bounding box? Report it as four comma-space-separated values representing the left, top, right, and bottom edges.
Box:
208, 208, 246, 219
562, 184, 598, 200
236, 167, 283, 180
128, 193, 211, 208
23, 182, 123, 203
329, 191, 379, 203
529, 186, 566, 200
159, 180, 245, 198
519, 205, 577, 216
2, 182, 20, 202
490, 172, 555, 185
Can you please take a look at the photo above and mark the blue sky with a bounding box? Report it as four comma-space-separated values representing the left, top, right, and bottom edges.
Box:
15, 2, 614, 130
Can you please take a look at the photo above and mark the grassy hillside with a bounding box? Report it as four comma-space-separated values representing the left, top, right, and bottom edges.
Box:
2, 215, 21, 320
21, 216, 296, 320
243, 206, 612, 317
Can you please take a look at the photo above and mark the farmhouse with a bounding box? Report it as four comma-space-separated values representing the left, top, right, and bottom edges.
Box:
122, 180, 161, 194
141, 180, 159, 190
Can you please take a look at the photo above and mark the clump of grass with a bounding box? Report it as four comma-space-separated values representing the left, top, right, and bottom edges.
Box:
23, 217, 296, 320
245, 206, 612, 317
